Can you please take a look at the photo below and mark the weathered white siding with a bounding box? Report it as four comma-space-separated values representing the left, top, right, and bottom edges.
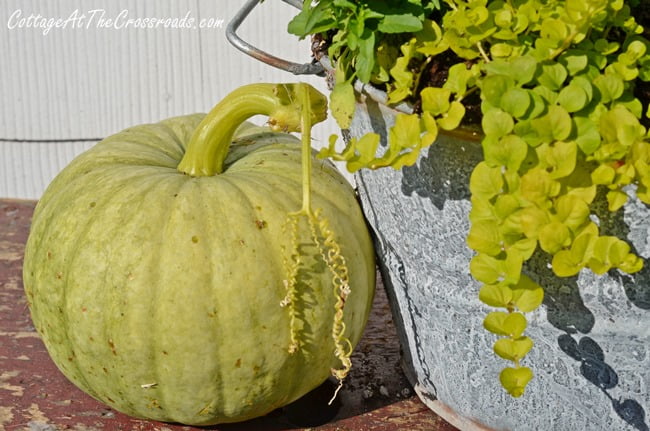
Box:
0, 0, 338, 199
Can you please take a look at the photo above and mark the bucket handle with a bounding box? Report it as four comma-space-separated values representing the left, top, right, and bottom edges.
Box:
226, 0, 325, 76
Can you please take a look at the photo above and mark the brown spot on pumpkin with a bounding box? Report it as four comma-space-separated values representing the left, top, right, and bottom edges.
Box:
81, 306, 87, 312
191, 235, 199, 243
108, 339, 117, 355
255, 219, 267, 229
47, 251, 52, 259
235, 359, 241, 368
55, 271, 63, 279
239, 239, 245, 246
89, 201, 96, 208
255, 160, 265, 166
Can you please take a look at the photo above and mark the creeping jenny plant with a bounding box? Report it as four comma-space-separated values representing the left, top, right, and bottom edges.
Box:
289, 0, 650, 396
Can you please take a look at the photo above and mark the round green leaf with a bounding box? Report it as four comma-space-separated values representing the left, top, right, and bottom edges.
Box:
421, 87, 451, 116
538, 62, 568, 91
494, 336, 533, 361
501, 88, 532, 118
557, 84, 589, 113
438, 101, 466, 130
594, 74, 624, 103
483, 134, 528, 170
552, 249, 584, 277
479, 283, 513, 308
470, 161, 504, 199
484, 312, 527, 338
511, 275, 544, 312
482, 109, 515, 138
560, 51, 589, 75
539, 222, 571, 254
555, 195, 591, 231
607, 190, 628, 212
500, 366, 533, 397
482, 75, 514, 107
470, 254, 502, 284
547, 105, 573, 141
468, 220, 503, 256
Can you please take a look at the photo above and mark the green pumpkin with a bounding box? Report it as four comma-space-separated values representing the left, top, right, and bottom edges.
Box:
22, 84, 375, 425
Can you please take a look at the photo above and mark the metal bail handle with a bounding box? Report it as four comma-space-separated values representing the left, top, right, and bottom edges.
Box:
226, 0, 325, 76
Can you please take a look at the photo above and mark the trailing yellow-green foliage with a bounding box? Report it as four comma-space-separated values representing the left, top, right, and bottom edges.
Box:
290, 0, 650, 396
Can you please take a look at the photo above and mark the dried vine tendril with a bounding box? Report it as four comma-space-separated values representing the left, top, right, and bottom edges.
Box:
279, 84, 353, 403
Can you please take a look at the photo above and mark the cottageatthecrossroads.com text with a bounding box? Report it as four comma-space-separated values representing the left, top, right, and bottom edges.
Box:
7, 9, 225, 36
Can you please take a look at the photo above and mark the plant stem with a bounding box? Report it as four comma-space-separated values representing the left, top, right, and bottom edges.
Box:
299, 84, 313, 214
177, 83, 327, 177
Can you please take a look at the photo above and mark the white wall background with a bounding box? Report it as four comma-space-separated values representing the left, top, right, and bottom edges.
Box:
0, 0, 339, 199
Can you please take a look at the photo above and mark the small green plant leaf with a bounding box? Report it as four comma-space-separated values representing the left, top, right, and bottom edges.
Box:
470, 162, 504, 199
421, 87, 451, 115
538, 62, 568, 91
552, 250, 584, 277
481, 75, 514, 107
557, 84, 589, 113
416, 19, 449, 57
484, 312, 527, 338
574, 117, 601, 155
591, 164, 616, 185
551, 140, 579, 179
483, 109, 515, 138
594, 74, 624, 103
330, 65, 357, 129
555, 195, 591, 231
519, 206, 550, 238
560, 51, 589, 75
494, 194, 520, 220
467, 220, 502, 256
547, 106, 573, 141
438, 101, 466, 130
479, 283, 513, 308
494, 336, 533, 362
470, 253, 502, 284
551, 226, 597, 277
501, 88, 532, 118
619, 253, 644, 274
539, 222, 571, 254
509, 238, 538, 261
500, 366, 533, 397
483, 134, 528, 170
378, 14, 425, 33
520, 168, 560, 204
511, 275, 544, 312
444, 63, 479, 95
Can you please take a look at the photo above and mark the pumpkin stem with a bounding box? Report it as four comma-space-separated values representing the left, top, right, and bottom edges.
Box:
177, 83, 328, 176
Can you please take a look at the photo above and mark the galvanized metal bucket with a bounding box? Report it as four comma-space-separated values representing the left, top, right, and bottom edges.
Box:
230, 3, 650, 430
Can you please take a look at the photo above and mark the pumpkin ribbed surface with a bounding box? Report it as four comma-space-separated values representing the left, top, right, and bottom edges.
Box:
23, 114, 375, 425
